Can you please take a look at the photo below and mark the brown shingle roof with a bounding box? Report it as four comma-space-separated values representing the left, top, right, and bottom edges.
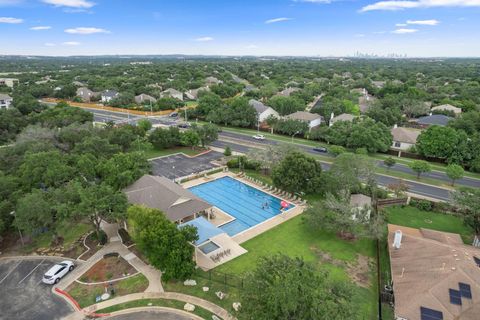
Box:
388, 224, 480, 320
391, 127, 422, 144
123, 175, 212, 222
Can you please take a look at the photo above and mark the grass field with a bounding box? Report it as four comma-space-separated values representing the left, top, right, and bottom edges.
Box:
143, 145, 207, 160
385, 205, 474, 243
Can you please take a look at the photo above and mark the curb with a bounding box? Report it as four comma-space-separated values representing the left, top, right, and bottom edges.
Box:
107, 306, 204, 320
54, 287, 81, 311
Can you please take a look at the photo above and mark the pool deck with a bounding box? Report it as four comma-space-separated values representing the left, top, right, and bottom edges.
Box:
181, 171, 306, 270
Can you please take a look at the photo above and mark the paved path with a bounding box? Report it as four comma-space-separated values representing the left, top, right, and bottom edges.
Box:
106, 308, 202, 320
57, 222, 164, 293
84, 292, 235, 320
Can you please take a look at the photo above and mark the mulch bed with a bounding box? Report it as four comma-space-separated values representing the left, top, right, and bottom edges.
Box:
80, 256, 136, 283
78, 232, 104, 261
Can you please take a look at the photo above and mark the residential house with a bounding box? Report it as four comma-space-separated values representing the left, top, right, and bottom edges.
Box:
276, 87, 299, 97
0, 78, 19, 88
431, 104, 462, 116
72, 81, 86, 87
184, 87, 210, 100
244, 84, 258, 92
205, 76, 223, 86
391, 126, 422, 152
101, 90, 119, 103
0, 94, 13, 109
160, 88, 184, 101
123, 175, 212, 223
76, 87, 97, 102
415, 114, 453, 127
134, 93, 157, 105
249, 99, 280, 123
387, 224, 480, 320
284, 111, 323, 130
329, 113, 356, 126
372, 80, 386, 88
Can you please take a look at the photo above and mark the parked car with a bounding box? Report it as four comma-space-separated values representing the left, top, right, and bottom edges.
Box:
312, 146, 328, 153
178, 122, 191, 128
169, 112, 178, 117
252, 134, 265, 140
42, 261, 75, 285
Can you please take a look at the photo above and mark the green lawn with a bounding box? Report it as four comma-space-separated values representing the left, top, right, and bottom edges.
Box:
214, 215, 378, 319
96, 298, 215, 319
385, 205, 474, 243
143, 146, 206, 160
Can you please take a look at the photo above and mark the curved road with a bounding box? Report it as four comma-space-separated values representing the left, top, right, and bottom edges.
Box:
107, 310, 194, 320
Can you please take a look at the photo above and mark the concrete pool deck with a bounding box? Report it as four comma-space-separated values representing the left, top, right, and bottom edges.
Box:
181, 171, 306, 270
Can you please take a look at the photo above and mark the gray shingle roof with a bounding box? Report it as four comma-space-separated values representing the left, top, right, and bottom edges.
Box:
123, 175, 212, 222
102, 90, 118, 98
416, 114, 453, 126
248, 99, 268, 114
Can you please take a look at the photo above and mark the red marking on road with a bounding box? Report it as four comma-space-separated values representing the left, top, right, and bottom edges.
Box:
54, 288, 81, 311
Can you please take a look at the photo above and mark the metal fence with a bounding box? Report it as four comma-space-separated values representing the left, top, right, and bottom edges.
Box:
195, 268, 245, 289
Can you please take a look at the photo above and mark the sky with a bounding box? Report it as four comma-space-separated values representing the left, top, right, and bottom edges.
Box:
1, 0, 480, 57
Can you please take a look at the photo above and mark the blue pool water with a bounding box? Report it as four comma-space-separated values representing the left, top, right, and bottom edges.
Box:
189, 176, 294, 236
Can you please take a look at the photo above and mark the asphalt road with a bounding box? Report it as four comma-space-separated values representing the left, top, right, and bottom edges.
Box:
0, 258, 74, 320
218, 131, 480, 189
211, 139, 452, 201
106, 310, 195, 320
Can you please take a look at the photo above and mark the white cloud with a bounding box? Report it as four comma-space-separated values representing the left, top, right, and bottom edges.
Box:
392, 28, 418, 34
44, 42, 56, 46
0, 17, 23, 23
360, 0, 480, 12
265, 17, 293, 24
62, 41, 80, 46
30, 26, 51, 30
396, 23, 407, 26
355, 33, 366, 37
406, 19, 439, 25
194, 37, 214, 42
246, 44, 258, 49
42, 0, 95, 8
64, 27, 110, 34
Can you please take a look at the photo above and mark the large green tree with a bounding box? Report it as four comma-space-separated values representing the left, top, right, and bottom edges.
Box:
15, 190, 53, 236
452, 187, 480, 237
271, 151, 322, 193
446, 164, 464, 186
416, 126, 469, 163
241, 254, 354, 320
128, 205, 198, 281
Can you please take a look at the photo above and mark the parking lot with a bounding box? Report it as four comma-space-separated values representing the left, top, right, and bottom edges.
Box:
0, 258, 75, 320
107, 310, 194, 320
150, 151, 223, 180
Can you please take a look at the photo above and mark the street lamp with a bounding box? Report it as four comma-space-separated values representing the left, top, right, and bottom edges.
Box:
10, 211, 24, 247
291, 130, 300, 143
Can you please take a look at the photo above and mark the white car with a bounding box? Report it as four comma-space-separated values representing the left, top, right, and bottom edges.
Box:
252, 134, 265, 140
42, 261, 75, 285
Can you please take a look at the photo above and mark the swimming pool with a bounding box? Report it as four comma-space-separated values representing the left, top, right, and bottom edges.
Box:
189, 176, 294, 236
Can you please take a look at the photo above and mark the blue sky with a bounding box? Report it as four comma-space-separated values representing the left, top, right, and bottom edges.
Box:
1, 0, 479, 57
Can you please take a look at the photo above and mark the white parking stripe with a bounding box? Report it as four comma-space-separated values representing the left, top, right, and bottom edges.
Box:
18, 259, 45, 285
0, 260, 23, 284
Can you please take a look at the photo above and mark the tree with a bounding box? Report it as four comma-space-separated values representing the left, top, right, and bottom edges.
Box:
387, 180, 409, 197
15, 190, 52, 236
97, 152, 149, 190
180, 129, 200, 149
224, 145, 232, 156
241, 254, 354, 320
193, 123, 218, 147
196, 92, 222, 117
271, 151, 322, 194
383, 157, 396, 171
416, 126, 468, 163
77, 183, 128, 238
128, 205, 198, 281
329, 153, 376, 194
409, 160, 432, 179
136, 119, 152, 135
272, 119, 309, 136
452, 187, 480, 237
266, 96, 305, 116
148, 127, 181, 149
446, 164, 464, 186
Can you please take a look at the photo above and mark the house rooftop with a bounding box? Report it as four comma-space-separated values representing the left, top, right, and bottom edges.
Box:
285, 111, 322, 122
102, 90, 118, 97
391, 127, 422, 144
123, 175, 212, 222
388, 224, 480, 320
416, 114, 453, 126
248, 99, 269, 114
0, 93, 12, 100
432, 104, 462, 114
332, 113, 356, 123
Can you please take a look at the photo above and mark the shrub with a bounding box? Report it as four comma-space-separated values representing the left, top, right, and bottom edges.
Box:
118, 228, 134, 246
329, 145, 346, 156
355, 147, 368, 155
410, 199, 433, 211
95, 230, 108, 245
224, 145, 232, 156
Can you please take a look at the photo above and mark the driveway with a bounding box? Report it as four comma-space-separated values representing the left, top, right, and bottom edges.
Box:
0, 257, 75, 320
150, 151, 223, 180
107, 310, 195, 320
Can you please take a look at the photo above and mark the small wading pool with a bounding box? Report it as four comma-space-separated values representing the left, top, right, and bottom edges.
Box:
198, 241, 220, 254
189, 176, 294, 236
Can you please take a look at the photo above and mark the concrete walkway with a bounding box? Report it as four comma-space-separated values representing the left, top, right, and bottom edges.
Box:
84, 292, 235, 320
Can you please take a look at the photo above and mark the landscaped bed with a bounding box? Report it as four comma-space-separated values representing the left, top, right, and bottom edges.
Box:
80, 254, 137, 283
95, 298, 217, 319
66, 273, 149, 308
77, 232, 106, 260
385, 205, 473, 243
